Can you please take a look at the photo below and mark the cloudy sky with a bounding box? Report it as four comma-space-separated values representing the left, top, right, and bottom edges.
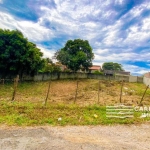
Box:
0, 0, 150, 75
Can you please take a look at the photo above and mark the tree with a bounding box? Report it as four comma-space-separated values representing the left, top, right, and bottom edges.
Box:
0, 29, 44, 77
39, 58, 61, 73
54, 39, 94, 72
102, 62, 124, 71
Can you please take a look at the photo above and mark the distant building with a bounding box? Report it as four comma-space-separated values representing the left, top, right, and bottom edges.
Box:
55, 62, 67, 71
115, 71, 130, 76
88, 65, 101, 73
104, 70, 130, 76
103, 70, 114, 75
144, 72, 150, 78
55, 63, 102, 73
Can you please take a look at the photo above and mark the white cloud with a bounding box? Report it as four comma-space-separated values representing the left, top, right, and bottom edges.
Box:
94, 51, 150, 63
128, 2, 150, 18
18, 20, 53, 42
123, 65, 149, 75
0, 0, 150, 75
0, 12, 54, 42
37, 45, 55, 59
0, 0, 3, 4
115, 0, 124, 5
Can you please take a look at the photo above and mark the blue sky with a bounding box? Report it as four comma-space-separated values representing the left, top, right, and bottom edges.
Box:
0, 0, 150, 75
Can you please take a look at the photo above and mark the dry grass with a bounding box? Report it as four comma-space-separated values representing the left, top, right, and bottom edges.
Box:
0, 79, 150, 106
0, 79, 150, 126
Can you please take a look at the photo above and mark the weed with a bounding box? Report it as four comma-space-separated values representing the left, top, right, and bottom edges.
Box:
0, 80, 150, 126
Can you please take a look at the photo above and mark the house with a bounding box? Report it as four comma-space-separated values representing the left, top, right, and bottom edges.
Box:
103, 70, 114, 76
55, 63, 101, 73
115, 71, 130, 76
144, 72, 150, 78
88, 65, 101, 73
55, 62, 67, 71
104, 70, 130, 76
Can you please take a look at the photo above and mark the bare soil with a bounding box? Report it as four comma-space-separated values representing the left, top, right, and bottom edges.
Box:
0, 123, 150, 150
1, 79, 149, 106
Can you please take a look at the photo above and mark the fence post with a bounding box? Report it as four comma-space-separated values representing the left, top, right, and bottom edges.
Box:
2, 79, 4, 85
44, 79, 51, 106
119, 80, 124, 103
44, 73, 52, 106
139, 85, 149, 105
74, 80, 79, 104
11, 75, 19, 102
98, 80, 101, 104
0, 79, 4, 85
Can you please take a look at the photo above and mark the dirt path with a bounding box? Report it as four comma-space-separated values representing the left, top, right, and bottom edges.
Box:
0, 124, 150, 150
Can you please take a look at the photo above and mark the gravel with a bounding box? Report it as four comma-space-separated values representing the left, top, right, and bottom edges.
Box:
0, 123, 150, 150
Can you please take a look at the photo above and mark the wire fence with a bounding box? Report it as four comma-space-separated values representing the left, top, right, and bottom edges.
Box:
0, 76, 149, 106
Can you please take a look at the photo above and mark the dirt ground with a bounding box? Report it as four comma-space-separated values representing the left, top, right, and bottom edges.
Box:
0, 123, 150, 150
1, 80, 150, 106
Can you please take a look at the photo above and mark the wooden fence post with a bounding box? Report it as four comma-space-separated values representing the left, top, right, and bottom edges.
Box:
139, 85, 149, 105
2, 79, 4, 85
44, 79, 51, 106
119, 80, 124, 103
74, 80, 79, 104
0, 79, 4, 85
98, 80, 101, 104
12, 75, 19, 102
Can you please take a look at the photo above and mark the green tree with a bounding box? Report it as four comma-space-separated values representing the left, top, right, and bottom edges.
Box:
0, 29, 44, 77
102, 62, 124, 71
55, 39, 94, 72
39, 58, 61, 73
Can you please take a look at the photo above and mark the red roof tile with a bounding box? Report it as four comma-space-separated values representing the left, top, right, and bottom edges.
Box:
89, 65, 101, 70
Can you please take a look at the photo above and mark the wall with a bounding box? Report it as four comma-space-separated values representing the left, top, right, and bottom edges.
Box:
33, 73, 143, 83
0, 72, 144, 83
143, 77, 150, 87
129, 76, 137, 82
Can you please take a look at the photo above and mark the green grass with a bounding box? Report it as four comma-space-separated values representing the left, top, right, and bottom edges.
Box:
0, 80, 150, 126
0, 101, 149, 126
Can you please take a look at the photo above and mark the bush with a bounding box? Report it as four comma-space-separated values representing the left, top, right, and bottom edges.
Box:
94, 71, 104, 75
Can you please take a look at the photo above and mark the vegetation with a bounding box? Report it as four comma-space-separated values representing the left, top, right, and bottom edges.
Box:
0, 102, 147, 126
55, 39, 94, 72
94, 70, 104, 75
39, 58, 61, 73
0, 29, 44, 77
102, 62, 124, 71
0, 79, 150, 126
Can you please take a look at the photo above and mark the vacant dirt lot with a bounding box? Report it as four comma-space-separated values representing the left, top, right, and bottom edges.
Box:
0, 123, 150, 150
1, 79, 150, 106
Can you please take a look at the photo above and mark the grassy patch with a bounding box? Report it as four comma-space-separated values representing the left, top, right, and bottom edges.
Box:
0, 101, 149, 126
0, 79, 150, 126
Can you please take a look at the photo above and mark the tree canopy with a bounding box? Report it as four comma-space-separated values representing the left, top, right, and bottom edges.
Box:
55, 39, 94, 72
39, 58, 61, 73
0, 29, 44, 77
102, 62, 124, 71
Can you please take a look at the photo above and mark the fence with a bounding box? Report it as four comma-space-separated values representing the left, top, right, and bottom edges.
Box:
0, 76, 149, 107
0, 72, 143, 83
7, 72, 142, 83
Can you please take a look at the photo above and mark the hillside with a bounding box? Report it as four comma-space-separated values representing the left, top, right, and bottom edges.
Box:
0, 79, 150, 106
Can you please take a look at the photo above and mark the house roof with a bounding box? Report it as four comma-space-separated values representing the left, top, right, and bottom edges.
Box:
144, 72, 150, 78
89, 65, 101, 70
115, 71, 130, 75
104, 70, 130, 75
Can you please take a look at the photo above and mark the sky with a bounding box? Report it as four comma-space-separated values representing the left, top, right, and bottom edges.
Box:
0, 0, 150, 75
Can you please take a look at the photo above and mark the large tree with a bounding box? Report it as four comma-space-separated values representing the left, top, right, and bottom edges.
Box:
0, 29, 44, 77
102, 62, 124, 71
55, 39, 94, 72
